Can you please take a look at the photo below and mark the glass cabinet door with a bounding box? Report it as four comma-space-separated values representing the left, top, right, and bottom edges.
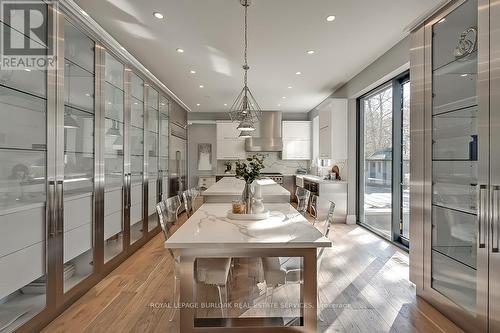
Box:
0, 20, 49, 332
62, 20, 96, 293
147, 88, 159, 232
129, 73, 144, 244
103, 52, 125, 262
431, 0, 479, 315
159, 96, 169, 200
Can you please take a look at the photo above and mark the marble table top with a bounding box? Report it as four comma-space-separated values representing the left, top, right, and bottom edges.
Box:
165, 203, 332, 249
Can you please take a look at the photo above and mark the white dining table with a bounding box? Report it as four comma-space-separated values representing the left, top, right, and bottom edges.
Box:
165, 202, 331, 333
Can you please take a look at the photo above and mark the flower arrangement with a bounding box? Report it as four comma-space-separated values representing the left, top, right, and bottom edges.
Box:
235, 154, 265, 184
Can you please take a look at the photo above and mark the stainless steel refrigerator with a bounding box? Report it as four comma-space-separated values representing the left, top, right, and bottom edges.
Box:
410, 0, 500, 331
168, 102, 187, 198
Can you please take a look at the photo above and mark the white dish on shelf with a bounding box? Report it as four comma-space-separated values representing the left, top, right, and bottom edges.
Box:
226, 210, 270, 221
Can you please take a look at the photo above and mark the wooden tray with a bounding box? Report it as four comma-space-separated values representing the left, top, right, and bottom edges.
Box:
226, 210, 270, 220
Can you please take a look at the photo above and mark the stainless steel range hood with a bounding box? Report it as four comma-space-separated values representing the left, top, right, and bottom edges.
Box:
245, 111, 283, 152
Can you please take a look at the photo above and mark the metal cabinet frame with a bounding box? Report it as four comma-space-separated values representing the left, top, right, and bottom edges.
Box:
13, 1, 187, 331
409, 0, 492, 331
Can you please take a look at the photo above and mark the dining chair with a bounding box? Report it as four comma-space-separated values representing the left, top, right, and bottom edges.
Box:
261, 197, 335, 320
295, 187, 311, 217
310, 195, 335, 238
182, 188, 201, 217
156, 197, 181, 322
158, 196, 232, 320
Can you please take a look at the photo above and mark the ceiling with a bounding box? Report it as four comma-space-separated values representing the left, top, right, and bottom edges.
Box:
75, 0, 441, 112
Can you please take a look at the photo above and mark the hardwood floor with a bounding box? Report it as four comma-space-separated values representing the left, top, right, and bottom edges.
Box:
43, 214, 464, 333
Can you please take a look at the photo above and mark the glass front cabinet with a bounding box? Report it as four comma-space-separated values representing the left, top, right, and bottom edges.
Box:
0, 3, 175, 332
410, 0, 500, 331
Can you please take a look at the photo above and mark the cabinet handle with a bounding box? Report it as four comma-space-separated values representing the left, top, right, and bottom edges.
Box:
48, 181, 56, 238
493, 186, 499, 253
478, 185, 488, 248
56, 180, 64, 234
126, 173, 132, 209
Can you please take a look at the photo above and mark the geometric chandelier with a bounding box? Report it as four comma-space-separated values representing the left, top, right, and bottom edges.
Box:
227, 0, 262, 132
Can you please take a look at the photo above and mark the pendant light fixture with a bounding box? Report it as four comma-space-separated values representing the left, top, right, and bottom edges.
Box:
238, 130, 253, 138
228, 0, 262, 132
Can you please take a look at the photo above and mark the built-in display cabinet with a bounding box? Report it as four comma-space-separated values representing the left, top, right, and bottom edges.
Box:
410, 0, 500, 331
0, 2, 186, 332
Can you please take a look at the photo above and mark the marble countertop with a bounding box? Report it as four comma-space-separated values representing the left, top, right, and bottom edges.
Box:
165, 203, 331, 249
202, 177, 290, 197
296, 174, 347, 184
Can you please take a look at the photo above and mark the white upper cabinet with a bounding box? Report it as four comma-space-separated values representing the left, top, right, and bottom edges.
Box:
216, 121, 246, 160
318, 98, 348, 160
282, 121, 311, 160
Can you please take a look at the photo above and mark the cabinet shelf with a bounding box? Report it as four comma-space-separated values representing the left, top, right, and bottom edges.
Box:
433, 51, 477, 75
432, 246, 476, 270
432, 203, 476, 216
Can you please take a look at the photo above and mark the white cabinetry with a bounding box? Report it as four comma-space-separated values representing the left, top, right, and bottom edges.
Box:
282, 121, 311, 160
318, 99, 348, 160
216, 121, 246, 160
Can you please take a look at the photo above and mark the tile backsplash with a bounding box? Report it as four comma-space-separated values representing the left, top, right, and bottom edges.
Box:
216, 152, 309, 175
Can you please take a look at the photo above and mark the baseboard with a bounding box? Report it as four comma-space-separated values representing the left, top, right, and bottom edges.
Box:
346, 215, 357, 225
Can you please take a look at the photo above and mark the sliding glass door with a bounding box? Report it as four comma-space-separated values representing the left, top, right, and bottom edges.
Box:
358, 73, 410, 244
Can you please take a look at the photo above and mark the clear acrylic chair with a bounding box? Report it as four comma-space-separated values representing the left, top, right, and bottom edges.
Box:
295, 187, 311, 217
182, 188, 201, 217
310, 195, 335, 321
310, 195, 335, 238
159, 195, 232, 320
157, 196, 182, 321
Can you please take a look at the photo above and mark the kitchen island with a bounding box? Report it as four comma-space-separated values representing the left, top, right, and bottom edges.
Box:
165, 203, 331, 332
202, 176, 290, 203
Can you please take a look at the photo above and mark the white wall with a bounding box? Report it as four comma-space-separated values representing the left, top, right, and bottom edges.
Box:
310, 36, 411, 222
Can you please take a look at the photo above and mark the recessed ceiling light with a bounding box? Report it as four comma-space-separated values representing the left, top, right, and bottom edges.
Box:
461, 73, 468, 77
282, 96, 287, 99
224, 103, 228, 106
306, 50, 315, 55
326, 15, 336, 22
295, 71, 302, 75
108, 102, 112, 105
176, 48, 184, 53
196, 103, 201, 106
190, 70, 196, 74
199, 85, 204, 88
153, 12, 164, 19
278, 104, 281, 107
288, 86, 292, 89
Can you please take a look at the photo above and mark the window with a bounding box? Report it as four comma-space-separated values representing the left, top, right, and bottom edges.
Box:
358, 72, 410, 246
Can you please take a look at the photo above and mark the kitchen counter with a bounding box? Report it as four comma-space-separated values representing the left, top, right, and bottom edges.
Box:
295, 174, 347, 184
202, 177, 290, 203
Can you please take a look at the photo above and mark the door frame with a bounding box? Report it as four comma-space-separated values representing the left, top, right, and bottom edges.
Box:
356, 71, 410, 248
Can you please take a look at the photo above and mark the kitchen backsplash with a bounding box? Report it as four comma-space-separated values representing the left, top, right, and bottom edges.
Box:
216, 152, 309, 175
